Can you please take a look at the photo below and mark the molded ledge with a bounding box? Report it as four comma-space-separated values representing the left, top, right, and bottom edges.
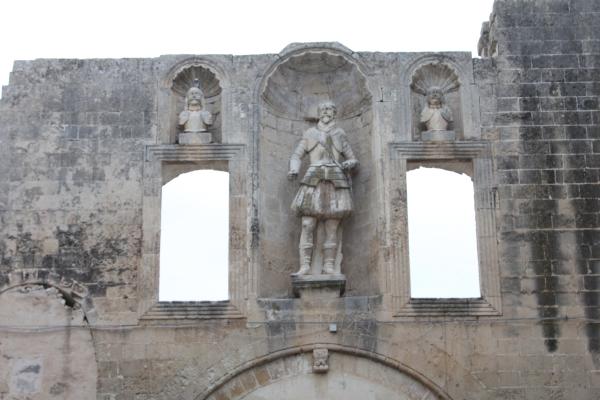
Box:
145, 143, 245, 161
140, 301, 245, 322
395, 298, 501, 317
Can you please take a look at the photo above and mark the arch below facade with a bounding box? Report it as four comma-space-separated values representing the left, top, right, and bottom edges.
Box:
199, 345, 452, 400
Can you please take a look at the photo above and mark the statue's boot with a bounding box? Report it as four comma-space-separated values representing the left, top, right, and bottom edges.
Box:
322, 242, 337, 275
292, 244, 313, 276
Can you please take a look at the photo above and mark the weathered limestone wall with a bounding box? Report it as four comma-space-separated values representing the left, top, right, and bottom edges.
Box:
482, 0, 600, 377
0, 1, 599, 399
0, 59, 158, 323
0, 285, 97, 398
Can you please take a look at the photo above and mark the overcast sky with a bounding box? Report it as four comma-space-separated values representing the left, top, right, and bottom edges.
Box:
0, 0, 494, 88
0, 0, 495, 301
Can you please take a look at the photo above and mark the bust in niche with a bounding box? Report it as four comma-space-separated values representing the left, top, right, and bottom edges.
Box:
420, 86, 454, 139
178, 79, 213, 144
411, 62, 460, 142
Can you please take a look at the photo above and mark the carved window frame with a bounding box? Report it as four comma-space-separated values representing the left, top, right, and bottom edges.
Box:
389, 141, 501, 316
138, 144, 248, 320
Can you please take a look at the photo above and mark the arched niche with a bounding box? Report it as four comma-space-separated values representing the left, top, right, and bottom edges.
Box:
403, 53, 481, 141
165, 62, 223, 144
257, 48, 376, 297
410, 61, 462, 140
202, 349, 451, 400
0, 284, 97, 399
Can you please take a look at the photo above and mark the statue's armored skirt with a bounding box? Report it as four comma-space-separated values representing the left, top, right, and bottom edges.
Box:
291, 164, 353, 219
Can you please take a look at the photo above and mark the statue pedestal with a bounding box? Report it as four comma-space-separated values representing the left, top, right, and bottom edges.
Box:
178, 132, 212, 145
291, 274, 346, 298
422, 130, 455, 141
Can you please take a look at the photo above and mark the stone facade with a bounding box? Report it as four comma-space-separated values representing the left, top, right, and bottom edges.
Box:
0, 0, 599, 399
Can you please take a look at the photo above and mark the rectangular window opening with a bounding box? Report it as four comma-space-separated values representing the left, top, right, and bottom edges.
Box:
406, 161, 481, 299
159, 169, 229, 301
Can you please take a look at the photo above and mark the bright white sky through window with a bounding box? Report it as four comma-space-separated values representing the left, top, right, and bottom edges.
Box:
407, 167, 480, 298
159, 170, 229, 301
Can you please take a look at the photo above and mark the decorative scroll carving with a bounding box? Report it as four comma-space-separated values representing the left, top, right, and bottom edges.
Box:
312, 348, 329, 373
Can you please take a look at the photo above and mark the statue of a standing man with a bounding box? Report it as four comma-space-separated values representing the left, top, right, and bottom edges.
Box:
288, 101, 359, 276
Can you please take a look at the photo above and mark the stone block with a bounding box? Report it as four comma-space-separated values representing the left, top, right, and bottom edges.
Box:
421, 130, 456, 141
292, 274, 346, 298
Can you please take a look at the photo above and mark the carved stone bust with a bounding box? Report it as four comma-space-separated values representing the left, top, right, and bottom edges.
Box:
411, 63, 460, 141
178, 79, 213, 144
420, 86, 454, 132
